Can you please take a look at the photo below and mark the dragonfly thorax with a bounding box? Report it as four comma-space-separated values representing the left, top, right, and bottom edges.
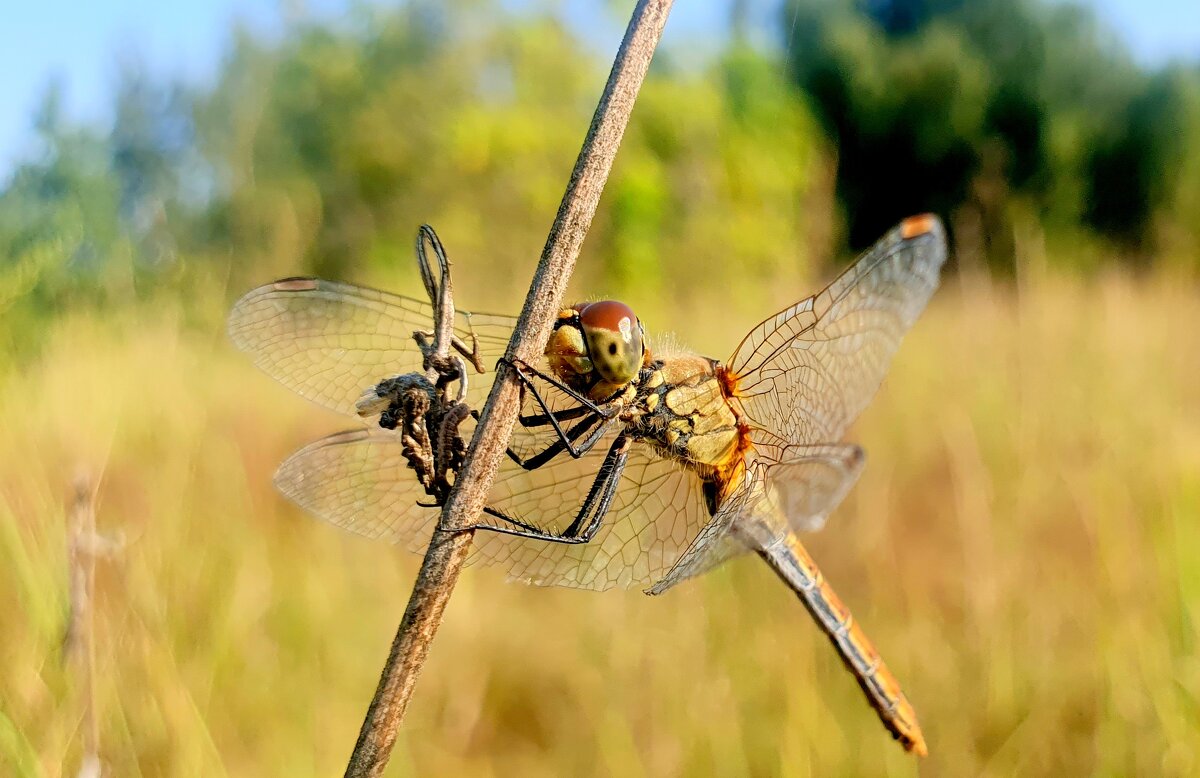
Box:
631, 355, 745, 470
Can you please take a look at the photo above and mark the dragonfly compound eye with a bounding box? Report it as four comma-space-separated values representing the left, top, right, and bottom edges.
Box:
578, 300, 644, 386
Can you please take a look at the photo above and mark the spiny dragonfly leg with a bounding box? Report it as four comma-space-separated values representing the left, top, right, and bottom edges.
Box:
503, 356, 617, 421
474, 357, 620, 466
468, 404, 613, 469
509, 413, 616, 470
519, 402, 593, 429
471, 435, 630, 545
560, 436, 630, 539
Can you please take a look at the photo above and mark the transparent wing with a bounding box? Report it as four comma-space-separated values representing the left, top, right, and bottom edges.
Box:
274, 428, 438, 551
647, 444, 864, 594
766, 444, 865, 533
274, 423, 712, 592
727, 215, 946, 456
645, 462, 762, 595
228, 277, 516, 418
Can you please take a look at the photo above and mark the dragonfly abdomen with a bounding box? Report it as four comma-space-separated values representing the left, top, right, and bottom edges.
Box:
756, 531, 928, 756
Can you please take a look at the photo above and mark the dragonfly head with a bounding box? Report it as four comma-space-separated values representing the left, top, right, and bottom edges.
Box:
546, 300, 646, 389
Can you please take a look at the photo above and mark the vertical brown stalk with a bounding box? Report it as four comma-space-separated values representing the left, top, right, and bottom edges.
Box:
64, 474, 101, 777
343, 1, 675, 775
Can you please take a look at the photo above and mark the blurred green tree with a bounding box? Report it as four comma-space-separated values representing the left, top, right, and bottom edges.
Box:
191, 1, 826, 319
1, 0, 1198, 348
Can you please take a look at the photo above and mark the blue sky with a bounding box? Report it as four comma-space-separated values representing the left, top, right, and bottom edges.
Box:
2, 0, 1197, 171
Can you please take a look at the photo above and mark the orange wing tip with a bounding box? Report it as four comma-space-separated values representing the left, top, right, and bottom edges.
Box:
273, 277, 320, 291
900, 213, 939, 240
906, 730, 929, 758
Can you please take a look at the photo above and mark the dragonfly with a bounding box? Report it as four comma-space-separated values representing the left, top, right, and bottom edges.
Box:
228, 214, 946, 755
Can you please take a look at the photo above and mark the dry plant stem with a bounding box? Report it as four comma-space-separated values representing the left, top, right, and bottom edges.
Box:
64, 475, 101, 777
343, 1, 674, 775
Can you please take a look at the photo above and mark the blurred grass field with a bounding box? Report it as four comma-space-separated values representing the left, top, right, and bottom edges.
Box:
3, 259, 1200, 777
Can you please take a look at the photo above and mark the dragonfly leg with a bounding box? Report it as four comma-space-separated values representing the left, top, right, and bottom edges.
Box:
506, 357, 621, 461
560, 436, 630, 539
518, 402, 593, 429
467, 357, 620, 468
466, 435, 629, 544
468, 404, 614, 470
508, 413, 616, 470
503, 357, 619, 420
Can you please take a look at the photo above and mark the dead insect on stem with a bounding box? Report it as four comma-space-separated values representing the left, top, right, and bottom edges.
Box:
352, 227, 476, 504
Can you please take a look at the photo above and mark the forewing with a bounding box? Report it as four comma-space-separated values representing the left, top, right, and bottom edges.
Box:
228, 277, 516, 418
647, 444, 865, 594
728, 215, 946, 454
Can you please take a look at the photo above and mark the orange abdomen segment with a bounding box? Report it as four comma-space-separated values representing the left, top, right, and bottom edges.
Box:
757, 532, 927, 756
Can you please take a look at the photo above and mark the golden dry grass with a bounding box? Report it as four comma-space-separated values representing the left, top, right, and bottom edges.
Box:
3, 268, 1199, 776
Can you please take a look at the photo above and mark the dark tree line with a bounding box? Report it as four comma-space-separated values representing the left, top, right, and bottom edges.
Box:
785, 0, 1200, 266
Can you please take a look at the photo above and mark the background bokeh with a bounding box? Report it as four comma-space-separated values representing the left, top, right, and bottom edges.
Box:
3, 0, 1199, 775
